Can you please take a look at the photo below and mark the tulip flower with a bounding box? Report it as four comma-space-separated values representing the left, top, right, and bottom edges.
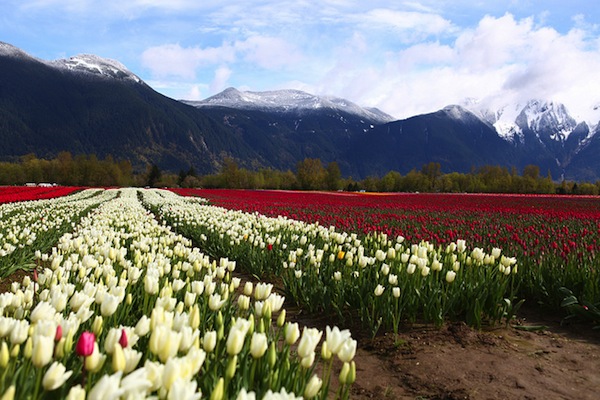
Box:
284, 322, 300, 345
42, 361, 73, 391
119, 329, 128, 348
75, 331, 95, 357
250, 332, 268, 358
325, 326, 352, 355
338, 338, 357, 363
304, 375, 322, 398
31, 334, 54, 368
297, 327, 322, 359
226, 326, 246, 356
0, 386, 15, 400
0, 342, 8, 368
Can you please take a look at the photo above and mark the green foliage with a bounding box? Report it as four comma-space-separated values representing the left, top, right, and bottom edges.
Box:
0, 152, 135, 186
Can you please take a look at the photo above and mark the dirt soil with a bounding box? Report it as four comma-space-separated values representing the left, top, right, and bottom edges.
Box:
2, 271, 599, 400
287, 300, 600, 400
348, 309, 599, 400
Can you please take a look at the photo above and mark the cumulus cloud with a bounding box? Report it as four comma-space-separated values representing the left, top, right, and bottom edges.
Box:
141, 43, 235, 79
235, 36, 303, 70
361, 8, 455, 42
325, 13, 600, 122
14, 0, 600, 123
210, 65, 232, 93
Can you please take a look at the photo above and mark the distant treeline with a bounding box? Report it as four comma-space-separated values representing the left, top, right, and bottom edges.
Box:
1, 153, 599, 195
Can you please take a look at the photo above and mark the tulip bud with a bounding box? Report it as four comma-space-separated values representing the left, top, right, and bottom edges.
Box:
10, 344, 19, 359
226, 355, 237, 379
54, 338, 66, 359
445, 270, 456, 283
0, 342, 8, 368
112, 344, 126, 372
23, 337, 33, 359
304, 375, 322, 399
63, 330, 74, 354
267, 342, 277, 367
339, 362, 350, 384
55, 325, 63, 342
65, 385, 85, 400
91, 316, 103, 336
119, 329, 128, 348
203, 331, 217, 353
321, 341, 332, 361
1, 385, 15, 400
348, 360, 356, 384
209, 378, 224, 400
250, 332, 268, 358
284, 322, 300, 345
75, 331, 95, 357
277, 309, 286, 327
84, 343, 105, 373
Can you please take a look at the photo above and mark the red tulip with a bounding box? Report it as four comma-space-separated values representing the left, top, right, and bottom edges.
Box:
119, 329, 128, 348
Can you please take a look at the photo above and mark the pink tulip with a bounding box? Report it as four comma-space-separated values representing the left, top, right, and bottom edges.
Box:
75, 331, 95, 357
55, 325, 63, 342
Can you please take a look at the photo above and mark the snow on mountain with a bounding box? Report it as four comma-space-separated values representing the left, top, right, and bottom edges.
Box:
185, 87, 395, 124
0, 42, 141, 83
50, 54, 141, 83
463, 99, 584, 144
0, 41, 37, 60
517, 100, 577, 141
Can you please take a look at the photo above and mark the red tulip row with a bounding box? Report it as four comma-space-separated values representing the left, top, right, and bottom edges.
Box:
0, 186, 82, 204
172, 189, 600, 318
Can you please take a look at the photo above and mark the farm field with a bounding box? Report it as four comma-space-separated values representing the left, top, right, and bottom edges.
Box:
1, 187, 599, 399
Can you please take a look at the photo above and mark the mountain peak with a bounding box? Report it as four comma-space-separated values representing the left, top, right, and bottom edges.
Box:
50, 54, 141, 83
0, 41, 35, 59
185, 87, 395, 124
517, 100, 577, 141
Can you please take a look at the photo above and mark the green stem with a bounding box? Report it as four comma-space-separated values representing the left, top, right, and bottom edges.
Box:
32, 368, 42, 400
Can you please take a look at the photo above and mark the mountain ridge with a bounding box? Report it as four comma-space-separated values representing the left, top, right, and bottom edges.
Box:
1, 41, 600, 181
183, 87, 395, 124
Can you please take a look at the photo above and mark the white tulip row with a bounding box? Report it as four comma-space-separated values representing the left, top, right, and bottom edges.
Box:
0, 188, 354, 400
139, 189, 519, 333
0, 189, 115, 259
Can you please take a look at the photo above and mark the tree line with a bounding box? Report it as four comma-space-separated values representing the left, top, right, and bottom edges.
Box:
1, 153, 599, 195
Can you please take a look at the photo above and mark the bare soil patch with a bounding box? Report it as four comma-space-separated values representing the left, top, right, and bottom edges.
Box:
342, 306, 600, 400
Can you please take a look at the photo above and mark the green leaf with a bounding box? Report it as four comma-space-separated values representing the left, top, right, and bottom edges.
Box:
512, 325, 548, 332
561, 295, 579, 307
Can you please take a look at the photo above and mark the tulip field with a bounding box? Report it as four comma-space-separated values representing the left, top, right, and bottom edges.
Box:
171, 189, 600, 325
1, 187, 599, 399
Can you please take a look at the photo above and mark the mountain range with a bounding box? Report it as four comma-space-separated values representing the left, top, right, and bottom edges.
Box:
1, 41, 599, 181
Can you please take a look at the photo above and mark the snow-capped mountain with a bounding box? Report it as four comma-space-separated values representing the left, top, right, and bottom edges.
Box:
184, 87, 395, 124
0, 41, 140, 83
464, 99, 589, 144
50, 54, 141, 83
0, 42, 32, 59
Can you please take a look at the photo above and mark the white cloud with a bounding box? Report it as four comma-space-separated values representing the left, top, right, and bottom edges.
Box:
234, 36, 303, 70
361, 8, 454, 42
141, 43, 235, 79
323, 13, 600, 122
210, 65, 232, 93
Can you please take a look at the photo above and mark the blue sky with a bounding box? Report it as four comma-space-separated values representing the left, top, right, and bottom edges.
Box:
2, 1, 600, 121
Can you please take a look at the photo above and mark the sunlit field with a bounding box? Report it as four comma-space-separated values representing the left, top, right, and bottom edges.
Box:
1, 187, 598, 399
